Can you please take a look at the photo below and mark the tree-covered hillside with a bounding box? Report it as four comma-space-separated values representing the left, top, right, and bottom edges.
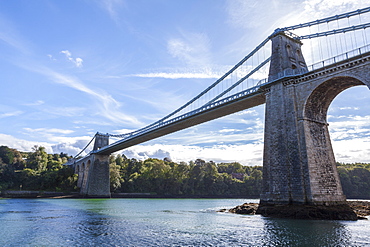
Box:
337, 162, 370, 199
109, 155, 262, 197
0, 145, 77, 192
0, 145, 369, 199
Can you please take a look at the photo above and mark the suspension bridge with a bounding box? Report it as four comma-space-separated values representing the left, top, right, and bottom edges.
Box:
69, 7, 370, 218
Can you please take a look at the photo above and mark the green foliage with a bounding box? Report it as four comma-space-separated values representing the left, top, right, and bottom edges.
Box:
108, 155, 263, 197
27, 146, 49, 171
1, 145, 369, 199
0, 146, 76, 192
337, 162, 370, 199
108, 158, 370, 198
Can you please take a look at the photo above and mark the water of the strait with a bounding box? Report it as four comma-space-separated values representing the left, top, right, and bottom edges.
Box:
0, 198, 369, 246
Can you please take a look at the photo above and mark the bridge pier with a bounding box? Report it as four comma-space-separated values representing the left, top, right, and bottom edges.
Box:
74, 134, 111, 198
75, 154, 111, 198
257, 31, 357, 220
260, 79, 346, 204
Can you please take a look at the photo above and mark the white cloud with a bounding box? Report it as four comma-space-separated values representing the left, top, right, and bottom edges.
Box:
60, 50, 71, 57
74, 57, 83, 67
23, 127, 74, 135
226, 0, 278, 29
60, 50, 83, 68
0, 111, 23, 118
0, 14, 30, 54
328, 115, 370, 143
235, 109, 260, 116
302, 0, 370, 18
51, 142, 91, 157
47, 54, 56, 61
0, 133, 54, 154
338, 107, 360, 111
21, 64, 142, 127
0, 132, 96, 156
23, 100, 45, 106
94, 0, 126, 24
22, 127, 79, 145
219, 129, 240, 133
130, 71, 221, 79
41, 106, 85, 117
167, 31, 212, 67
122, 143, 264, 166
332, 138, 370, 163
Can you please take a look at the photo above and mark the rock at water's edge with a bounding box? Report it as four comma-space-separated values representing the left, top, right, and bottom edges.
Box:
347, 201, 370, 218
227, 201, 370, 220
255, 203, 358, 221
228, 203, 258, 215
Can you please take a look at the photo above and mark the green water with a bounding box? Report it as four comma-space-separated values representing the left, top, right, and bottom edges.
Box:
0, 198, 369, 246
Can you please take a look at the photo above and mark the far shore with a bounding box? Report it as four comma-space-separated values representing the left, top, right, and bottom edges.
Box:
1, 190, 369, 201
1, 190, 260, 199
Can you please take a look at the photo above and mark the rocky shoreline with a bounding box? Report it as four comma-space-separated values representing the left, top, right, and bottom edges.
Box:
220, 201, 370, 220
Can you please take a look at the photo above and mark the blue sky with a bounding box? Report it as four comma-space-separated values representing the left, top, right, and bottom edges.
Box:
0, 0, 369, 165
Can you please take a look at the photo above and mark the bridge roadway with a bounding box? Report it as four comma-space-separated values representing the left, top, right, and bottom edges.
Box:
93, 49, 370, 155
95, 88, 266, 155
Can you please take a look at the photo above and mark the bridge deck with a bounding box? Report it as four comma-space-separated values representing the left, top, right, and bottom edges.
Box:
95, 91, 266, 154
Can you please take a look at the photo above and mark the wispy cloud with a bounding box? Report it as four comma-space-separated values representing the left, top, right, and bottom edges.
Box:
41, 106, 85, 117
22, 65, 143, 127
0, 14, 30, 54
47, 54, 56, 61
167, 31, 212, 67
60, 50, 83, 68
0, 111, 23, 119
226, 0, 275, 29
95, 0, 126, 23
23, 100, 45, 106
129, 71, 221, 79
48, 70, 141, 126
23, 127, 74, 135
302, 0, 369, 19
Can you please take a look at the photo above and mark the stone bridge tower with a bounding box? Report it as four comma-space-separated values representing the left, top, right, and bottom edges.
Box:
257, 31, 358, 219
75, 133, 111, 197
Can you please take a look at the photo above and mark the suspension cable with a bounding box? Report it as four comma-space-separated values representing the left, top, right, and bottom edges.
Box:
116, 36, 271, 137
280, 6, 370, 31
73, 134, 97, 159
359, 13, 369, 45
206, 57, 271, 105
298, 22, 370, 40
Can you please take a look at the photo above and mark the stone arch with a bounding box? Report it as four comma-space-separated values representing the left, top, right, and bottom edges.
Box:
301, 75, 367, 203
304, 76, 365, 123
81, 160, 91, 194
78, 163, 85, 189
76, 164, 82, 188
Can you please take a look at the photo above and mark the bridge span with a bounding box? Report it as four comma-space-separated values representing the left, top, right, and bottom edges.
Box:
69, 7, 370, 219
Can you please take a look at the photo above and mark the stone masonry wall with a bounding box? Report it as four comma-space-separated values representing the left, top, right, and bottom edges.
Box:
261, 32, 370, 206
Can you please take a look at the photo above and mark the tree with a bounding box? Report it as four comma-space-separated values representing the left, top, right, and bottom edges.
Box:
0, 146, 14, 164
27, 146, 48, 171
109, 155, 122, 192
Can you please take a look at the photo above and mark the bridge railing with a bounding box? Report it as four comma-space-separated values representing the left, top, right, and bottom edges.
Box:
268, 67, 309, 82
309, 44, 370, 71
